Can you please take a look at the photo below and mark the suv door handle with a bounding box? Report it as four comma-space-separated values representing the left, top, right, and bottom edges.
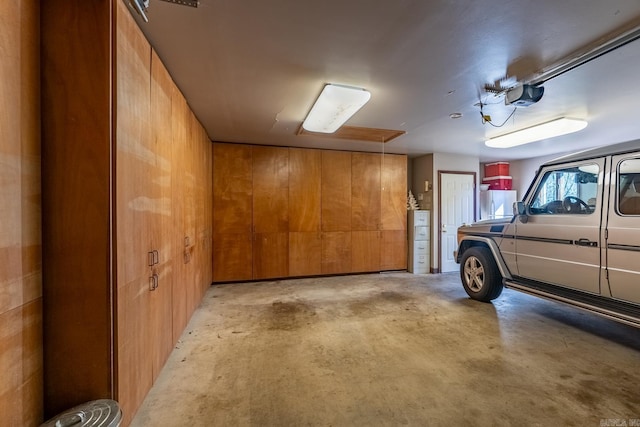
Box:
575, 238, 597, 247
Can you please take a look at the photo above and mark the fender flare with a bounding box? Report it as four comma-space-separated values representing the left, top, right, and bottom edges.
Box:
457, 236, 513, 280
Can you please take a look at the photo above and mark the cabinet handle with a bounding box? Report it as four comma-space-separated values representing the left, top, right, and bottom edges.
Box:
153, 273, 159, 290
148, 251, 154, 267
149, 275, 155, 291
153, 250, 159, 265
184, 236, 190, 247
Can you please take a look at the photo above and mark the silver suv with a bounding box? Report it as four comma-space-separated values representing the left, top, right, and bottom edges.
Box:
455, 140, 640, 327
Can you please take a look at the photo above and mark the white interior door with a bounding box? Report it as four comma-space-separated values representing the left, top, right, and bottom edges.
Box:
441, 173, 475, 272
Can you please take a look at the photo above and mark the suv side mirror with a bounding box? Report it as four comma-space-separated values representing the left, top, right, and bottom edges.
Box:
515, 201, 529, 223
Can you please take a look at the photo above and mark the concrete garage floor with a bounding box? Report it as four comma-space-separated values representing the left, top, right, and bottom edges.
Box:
131, 272, 640, 427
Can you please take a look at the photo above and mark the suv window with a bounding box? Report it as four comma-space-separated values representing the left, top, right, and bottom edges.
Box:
618, 158, 640, 215
529, 164, 599, 215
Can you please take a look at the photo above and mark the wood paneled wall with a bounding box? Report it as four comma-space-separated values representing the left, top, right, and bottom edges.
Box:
0, 0, 43, 425
41, 0, 113, 417
42, 1, 213, 425
213, 143, 407, 282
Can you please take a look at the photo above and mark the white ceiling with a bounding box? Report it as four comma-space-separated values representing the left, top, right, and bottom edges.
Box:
132, 0, 640, 161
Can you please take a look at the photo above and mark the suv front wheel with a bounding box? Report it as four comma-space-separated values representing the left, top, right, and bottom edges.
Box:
460, 246, 503, 302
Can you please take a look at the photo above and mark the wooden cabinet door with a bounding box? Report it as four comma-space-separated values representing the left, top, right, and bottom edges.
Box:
149, 49, 174, 381
352, 153, 381, 231
253, 146, 289, 233
380, 154, 407, 272
116, 277, 152, 427
289, 232, 322, 276
184, 110, 199, 316
213, 233, 252, 281
288, 148, 321, 277
203, 136, 213, 292
213, 143, 253, 234
115, 1, 153, 289
289, 148, 321, 232
212, 143, 253, 282
352, 231, 381, 272
380, 230, 407, 271
321, 231, 352, 274
191, 118, 212, 301
253, 232, 289, 279
115, 2, 153, 424
381, 154, 407, 231
252, 147, 288, 278
171, 85, 189, 340
322, 151, 352, 232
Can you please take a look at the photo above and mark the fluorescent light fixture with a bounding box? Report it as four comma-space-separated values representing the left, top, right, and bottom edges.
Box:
302, 84, 371, 133
485, 117, 588, 148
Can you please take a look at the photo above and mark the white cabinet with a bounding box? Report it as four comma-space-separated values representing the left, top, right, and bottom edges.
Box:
408, 210, 430, 274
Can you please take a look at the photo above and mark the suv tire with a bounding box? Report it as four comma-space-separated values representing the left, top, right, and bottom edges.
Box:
460, 246, 503, 302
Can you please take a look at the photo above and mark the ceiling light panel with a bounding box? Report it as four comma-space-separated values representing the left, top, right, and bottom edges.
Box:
485, 117, 588, 148
302, 84, 371, 133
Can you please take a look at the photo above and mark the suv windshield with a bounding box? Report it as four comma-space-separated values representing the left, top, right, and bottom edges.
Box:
530, 164, 599, 214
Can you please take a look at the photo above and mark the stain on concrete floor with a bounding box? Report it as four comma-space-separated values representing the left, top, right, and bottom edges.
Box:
131, 272, 640, 427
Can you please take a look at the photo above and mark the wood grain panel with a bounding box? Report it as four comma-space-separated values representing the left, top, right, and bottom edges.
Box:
204, 136, 213, 292
253, 232, 289, 279
351, 231, 381, 273
150, 49, 174, 382
42, 1, 214, 424
0, 246, 41, 314
321, 231, 352, 274
184, 110, 197, 256
321, 151, 352, 232
289, 148, 321, 232
213, 143, 253, 234
183, 110, 197, 318
116, 0, 152, 288
191, 116, 211, 306
213, 233, 253, 282
0, 299, 43, 427
171, 85, 189, 343
42, 0, 113, 418
351, 153, 381, 231
380, 230, 407, 271
253, 146, 289, 233
116, 277, 152, 427
289, 232, 322, 277
2, 6, 42, 385
115, 2, 153, 424
297, 124, 405, 143
381, 154, 408, 231
1, 0, 42, 332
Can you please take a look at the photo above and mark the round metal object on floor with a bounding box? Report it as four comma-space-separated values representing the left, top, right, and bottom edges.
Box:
41, 399, 122, 427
